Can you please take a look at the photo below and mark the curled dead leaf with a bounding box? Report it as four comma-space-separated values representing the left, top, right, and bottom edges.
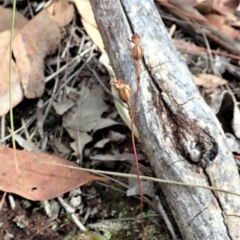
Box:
0, 9, 61, 116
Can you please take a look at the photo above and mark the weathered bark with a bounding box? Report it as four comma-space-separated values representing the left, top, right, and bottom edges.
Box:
90, 0, 240, 239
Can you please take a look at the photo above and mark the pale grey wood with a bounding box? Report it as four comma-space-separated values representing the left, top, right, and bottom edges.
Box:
90, 0, 240, 239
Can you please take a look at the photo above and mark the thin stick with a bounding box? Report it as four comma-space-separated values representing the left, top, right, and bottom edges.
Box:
0, 192, 7, 211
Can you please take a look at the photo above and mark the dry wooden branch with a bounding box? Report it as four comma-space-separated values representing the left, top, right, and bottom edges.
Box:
90, 0, 240, 239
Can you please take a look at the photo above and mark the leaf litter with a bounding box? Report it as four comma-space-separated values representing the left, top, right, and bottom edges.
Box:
1, 0, 240, 239
62, 78, 123, 156
0, 1, 151, 239
63, 78, 109, 132
0, 8, 60, 115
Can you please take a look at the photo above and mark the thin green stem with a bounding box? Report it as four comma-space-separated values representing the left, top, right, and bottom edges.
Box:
9, 0, 19, 174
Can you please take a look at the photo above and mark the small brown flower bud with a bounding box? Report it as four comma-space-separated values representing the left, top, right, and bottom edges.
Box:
132, 44, 143, 61
110, 79, 131, 103
129, 33, 143, 60
110, 79, 125, 91
131, 33, 141, 44
119, 83, 131, 102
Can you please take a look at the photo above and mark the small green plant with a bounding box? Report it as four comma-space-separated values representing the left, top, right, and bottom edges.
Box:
21, 200, 32, 209
102, 229, 111, 240
13, 215, 28, 229
66, 213, 73, 222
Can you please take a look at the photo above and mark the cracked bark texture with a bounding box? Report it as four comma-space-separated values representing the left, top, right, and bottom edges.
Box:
90, 0, 240, 239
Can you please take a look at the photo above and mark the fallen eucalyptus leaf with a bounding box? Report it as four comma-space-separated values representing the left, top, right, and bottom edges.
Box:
0, 145, 106, 201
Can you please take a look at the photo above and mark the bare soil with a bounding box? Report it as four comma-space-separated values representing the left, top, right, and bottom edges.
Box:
0, 198, 73, 240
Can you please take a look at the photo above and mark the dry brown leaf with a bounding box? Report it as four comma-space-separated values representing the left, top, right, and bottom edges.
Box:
206, 14, 240, 39
53, 99, 75, 115
14, 10, 60, 98
0, 30, 23, 116
63, 80, 108, 132
0, 145, 106, 201
0, 6, 28, 32
179, 0, 213, 7
72, 0, 97, 27
53, 140, 72, 155
213, 0, 239, 16
66, 128, 93, 155
193, 0, 213, 13
193, 73, 227, 89
0, 9, 60, 116
72, 0, 104, 51
156, 0, 208, 22
81, 18, 105, 52
46, 0, 74, 27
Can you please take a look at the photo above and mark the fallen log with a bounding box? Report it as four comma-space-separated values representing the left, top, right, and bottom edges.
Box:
90, 0, 240, 239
